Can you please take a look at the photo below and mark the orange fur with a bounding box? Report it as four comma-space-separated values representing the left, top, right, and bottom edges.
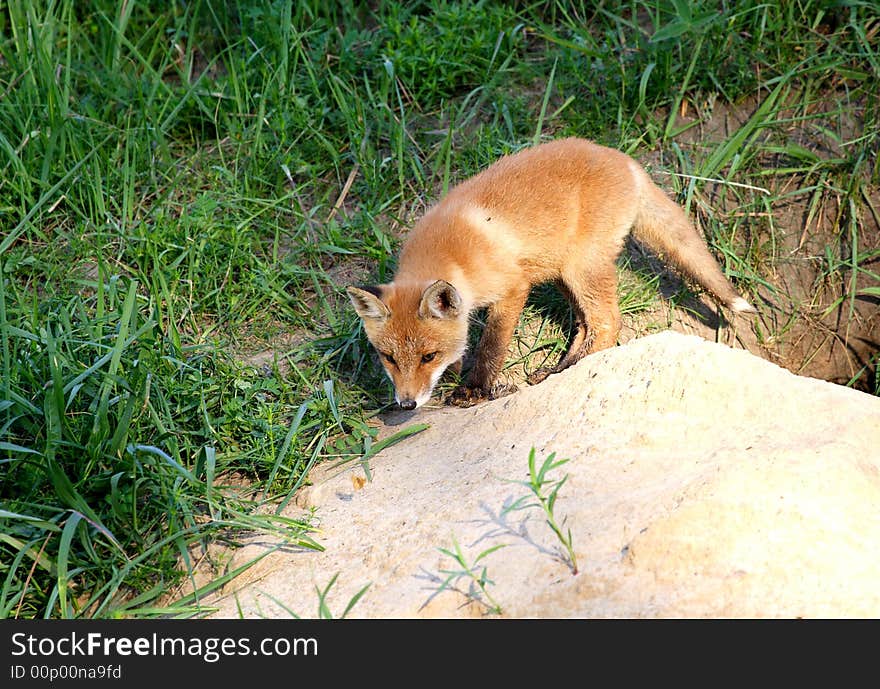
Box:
348, 138, 754, 409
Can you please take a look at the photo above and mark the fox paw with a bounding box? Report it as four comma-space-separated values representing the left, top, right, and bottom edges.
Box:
448, 383, 518, 407
526, 367, 553, 385
448, 385, 487, 407
487, 383, 518, 400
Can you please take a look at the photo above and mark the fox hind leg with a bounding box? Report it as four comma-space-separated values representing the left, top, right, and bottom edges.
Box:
527, 261, 621, 385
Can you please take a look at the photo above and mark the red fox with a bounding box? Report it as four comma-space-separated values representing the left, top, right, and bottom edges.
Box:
348, 137, 755, 409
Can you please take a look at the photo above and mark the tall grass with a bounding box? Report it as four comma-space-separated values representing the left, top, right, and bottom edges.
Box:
1, 0, 877, 617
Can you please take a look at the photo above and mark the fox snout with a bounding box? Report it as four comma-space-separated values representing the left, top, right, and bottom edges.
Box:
388, 360, 449, 410
394, 385, 429, 410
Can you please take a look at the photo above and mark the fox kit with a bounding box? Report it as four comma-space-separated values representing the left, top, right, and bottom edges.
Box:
348, 137, 754, 409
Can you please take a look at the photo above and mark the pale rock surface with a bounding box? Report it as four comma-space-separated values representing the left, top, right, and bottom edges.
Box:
203, 331, 880, 618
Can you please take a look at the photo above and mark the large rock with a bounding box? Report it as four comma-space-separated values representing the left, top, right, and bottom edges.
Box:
203, 332, 880, 618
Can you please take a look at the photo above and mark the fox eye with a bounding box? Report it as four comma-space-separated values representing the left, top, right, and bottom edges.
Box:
421, 352, 438, 364
382, 352, 396, 366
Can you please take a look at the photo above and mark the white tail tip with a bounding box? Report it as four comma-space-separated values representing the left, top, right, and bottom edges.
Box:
731, 297, 757, 314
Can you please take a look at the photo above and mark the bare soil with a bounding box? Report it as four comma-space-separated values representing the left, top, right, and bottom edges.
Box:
629, 89, 880, 391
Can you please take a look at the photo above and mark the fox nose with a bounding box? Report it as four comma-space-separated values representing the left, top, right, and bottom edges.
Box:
398, 399, 417, 410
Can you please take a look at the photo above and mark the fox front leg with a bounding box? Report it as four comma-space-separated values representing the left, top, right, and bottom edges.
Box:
448, 289, 528, 407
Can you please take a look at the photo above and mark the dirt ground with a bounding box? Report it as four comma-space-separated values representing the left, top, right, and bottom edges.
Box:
617, 91, 880, 392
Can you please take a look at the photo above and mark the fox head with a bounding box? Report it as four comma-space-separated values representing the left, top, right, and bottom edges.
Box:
347, 280, 469, 409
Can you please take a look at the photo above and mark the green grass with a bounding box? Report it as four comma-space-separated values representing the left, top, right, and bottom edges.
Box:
1, 0, 878, 617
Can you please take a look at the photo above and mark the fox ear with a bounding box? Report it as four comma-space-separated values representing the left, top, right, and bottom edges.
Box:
419, 280, 461, 320
347, 285, 390, 321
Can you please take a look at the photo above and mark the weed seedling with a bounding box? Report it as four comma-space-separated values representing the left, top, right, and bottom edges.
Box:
315, 572, 371, 619
503, 448, 578, 575
436, 535, 506, 615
